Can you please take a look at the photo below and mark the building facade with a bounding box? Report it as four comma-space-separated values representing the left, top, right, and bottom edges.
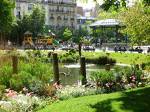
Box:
14, 0, 77, 29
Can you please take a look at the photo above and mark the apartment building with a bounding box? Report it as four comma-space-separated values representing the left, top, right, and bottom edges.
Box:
14, 0, 77, 29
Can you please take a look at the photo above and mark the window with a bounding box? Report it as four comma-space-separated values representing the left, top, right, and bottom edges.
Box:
57, 16, 61, 20
28, 4, 33, 10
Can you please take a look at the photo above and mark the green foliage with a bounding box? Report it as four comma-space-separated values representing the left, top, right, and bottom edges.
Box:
0, 0, 15, 32
30, 5, 45, 37
100, 0, 127, 11
0, 85, 6, 100
60, 50, 79, 63
119, 4, 150, 45
56, 86, 101, 100
37, 86, 150, 112
62, 28, 72, 41
143, 0, 150, 6
86, 56, 116, 65
10, 5, 45, 43
73, 27, 89, 43
90, 70, 115, 86
0, 65, 12, 87
0, 52, 53, 93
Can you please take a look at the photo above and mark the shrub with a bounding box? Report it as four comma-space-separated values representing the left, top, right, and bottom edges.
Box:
90, 70, 115, 89
86, 56, 116, 65
0, 85, 6, 100
0, 65, 12, 88
56, 85, 101, 100
59, 50, 79, 63
0, 89, 44, 112
0, 56, 53, 93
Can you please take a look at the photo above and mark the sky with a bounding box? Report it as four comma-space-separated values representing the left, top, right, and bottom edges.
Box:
77, 0, 103, 9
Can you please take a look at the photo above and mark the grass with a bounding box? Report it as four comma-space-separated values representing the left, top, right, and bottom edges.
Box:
38, 86, 150, 112
0, 50, 149, 65
82, 52, 150, 64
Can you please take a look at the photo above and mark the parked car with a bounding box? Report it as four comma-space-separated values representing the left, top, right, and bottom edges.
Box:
114, 46, 127, 52
129, 47, 143, 53
61, 46, 78, 51
83, 46, 95, 51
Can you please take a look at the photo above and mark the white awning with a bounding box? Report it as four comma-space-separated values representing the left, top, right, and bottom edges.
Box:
90, 19, 122, 27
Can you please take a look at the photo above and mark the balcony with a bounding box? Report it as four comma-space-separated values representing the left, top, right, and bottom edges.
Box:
45, 0, 76, 6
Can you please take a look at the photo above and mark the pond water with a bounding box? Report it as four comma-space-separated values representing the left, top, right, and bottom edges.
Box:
59, 64, 111, 85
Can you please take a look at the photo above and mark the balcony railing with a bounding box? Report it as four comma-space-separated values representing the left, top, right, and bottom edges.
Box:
49, 9, 75, 14
45, 1, 76, 5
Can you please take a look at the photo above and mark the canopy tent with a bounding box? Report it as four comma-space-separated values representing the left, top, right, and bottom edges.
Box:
89, 19, 124, 27
89, 19, 125, 45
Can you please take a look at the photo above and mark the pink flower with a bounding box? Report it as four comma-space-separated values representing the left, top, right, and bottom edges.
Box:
26, 92, 33, 96
5, 89, 17, 98
53, 83, 62, 89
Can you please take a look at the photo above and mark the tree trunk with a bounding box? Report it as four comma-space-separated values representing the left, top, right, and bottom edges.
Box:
53, 53, 59, 83
80, 57, 87, 85
79, 43, 82, 57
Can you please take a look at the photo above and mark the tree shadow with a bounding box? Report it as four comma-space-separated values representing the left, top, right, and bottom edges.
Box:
90, 87, 150, 112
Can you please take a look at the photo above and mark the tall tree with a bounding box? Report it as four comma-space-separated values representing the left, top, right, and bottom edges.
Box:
0, 0, 15, 47
119, 4, 150, 45
143, 0, 150, 6
63, 28, 72, 41
100, 0, 127, 11
0, 0, 14, 32
10, 5, 45, 45
30, 5, 45, 38
73, 27, 89, 56
79, 0, 126, 11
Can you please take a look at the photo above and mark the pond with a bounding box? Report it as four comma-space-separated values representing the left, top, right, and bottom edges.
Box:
59, 64, 112, 86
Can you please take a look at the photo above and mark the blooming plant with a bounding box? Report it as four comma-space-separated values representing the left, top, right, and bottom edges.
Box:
56, 85, 101, 100
0, 88, 44, 112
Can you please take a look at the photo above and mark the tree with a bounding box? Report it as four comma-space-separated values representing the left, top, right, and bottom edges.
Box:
63, 28, 72, 41
30, 5, 45, 38
79, 0, 126, 11
0, 0, 14, 32
119, 4, 150, 45
73, 27, 89, 56
143, 0, 150, 6
10, 15, 31, 45
0, 0, 15, 48
10, 5, 45, 45
100, 0, 127, 11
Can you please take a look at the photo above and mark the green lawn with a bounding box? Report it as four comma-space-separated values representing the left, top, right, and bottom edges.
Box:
38, 86, 150, 112
83, 52, 150, 64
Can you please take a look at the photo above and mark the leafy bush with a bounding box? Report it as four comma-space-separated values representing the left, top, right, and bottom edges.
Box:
0, 65, 12, 87
59, 50, 79, 63
90, 70, 115, 92
90, 65, 148, 93
56, 85, 101, 100
0, 55, 53, 94
0, 85, 6, 100
0, 89, 46, 112
86, 56, 116, 65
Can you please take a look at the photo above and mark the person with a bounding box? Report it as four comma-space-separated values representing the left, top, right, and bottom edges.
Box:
8, 40, 11, 46
147, 47, 150, 53
114, 46, 118, 52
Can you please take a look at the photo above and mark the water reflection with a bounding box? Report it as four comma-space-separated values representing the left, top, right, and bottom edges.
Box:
59, 64, 106, 86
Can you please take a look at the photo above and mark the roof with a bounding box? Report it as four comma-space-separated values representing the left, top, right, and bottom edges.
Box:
90, 19, 123, 27
24, 31, 32, 35
77, 16, 95, 20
